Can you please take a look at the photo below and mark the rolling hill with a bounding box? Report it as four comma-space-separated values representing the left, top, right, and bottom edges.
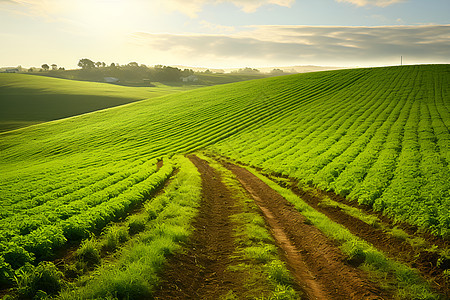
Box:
1, 65, 449, 238
1, 64, 449, 299
0, 74, 194, 132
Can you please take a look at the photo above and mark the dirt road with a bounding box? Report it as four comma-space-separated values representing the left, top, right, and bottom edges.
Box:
155, 155, 390, 299
154, 155, 244, 299
226, 162, 387, 300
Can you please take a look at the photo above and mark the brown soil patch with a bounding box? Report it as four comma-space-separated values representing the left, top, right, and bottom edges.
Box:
153, 155, 245, 299
225, 162, 388, 300
156, 158, 164, 170
290, 185, 449, 298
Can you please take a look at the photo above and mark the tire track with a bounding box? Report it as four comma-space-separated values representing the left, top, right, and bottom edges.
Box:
154, 155, 244, 299
290, 184, 449, 298
225, 161, 387, 300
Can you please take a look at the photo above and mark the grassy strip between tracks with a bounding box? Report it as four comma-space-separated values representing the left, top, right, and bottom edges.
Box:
198, 153, 301, 300
238, 162, 441, 300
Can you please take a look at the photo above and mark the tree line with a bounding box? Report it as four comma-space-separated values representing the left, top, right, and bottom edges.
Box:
77, 58, 195, 83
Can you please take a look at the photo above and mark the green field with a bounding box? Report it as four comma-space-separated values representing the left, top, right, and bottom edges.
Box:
0, 65, 449, 298
0, 74, 194, 132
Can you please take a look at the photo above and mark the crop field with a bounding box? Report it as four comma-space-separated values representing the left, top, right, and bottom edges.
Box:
0, 65, 449, 299
212, 64, 450, 238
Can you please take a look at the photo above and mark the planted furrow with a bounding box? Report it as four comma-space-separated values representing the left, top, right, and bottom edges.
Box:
315, 69, 412, 192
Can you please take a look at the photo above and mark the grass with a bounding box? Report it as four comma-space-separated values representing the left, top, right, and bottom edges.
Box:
240, 163, 439, 299
1, 64, 449, 297
198, 153, 300, 299
211, 64, 450, 238
58, 155, 202, 299
0, 73, 195, 132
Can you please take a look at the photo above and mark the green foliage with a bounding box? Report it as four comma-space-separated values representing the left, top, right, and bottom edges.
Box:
266, 260, 294, 286
60, 156, 202, 299
211, 65, 450, 238
198, 154, 300, 299
76, 238, 101, 266
341, 240, 367, 266
246, 166, 440, 299
244, 245, 277, 264
21, 225, 67, 260
390, 227, 409, 241
0, 256, 14, 287
102, 225, 129, 252
0, 242, 34, 269
127, 214, 147, 235
15, 262, 63, 299
272, 284, 300, 300
1, 65, 449, 297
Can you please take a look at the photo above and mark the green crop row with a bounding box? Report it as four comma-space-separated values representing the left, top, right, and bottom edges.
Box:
0, 158, 160, 242
212, 65, 450, 237
0, 160, 174, 287
59, 155, 201, 299
1, 65, 448, 248
243, 163, 439, 299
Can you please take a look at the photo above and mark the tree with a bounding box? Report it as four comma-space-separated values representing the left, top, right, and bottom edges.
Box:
110, 63, 116, 68
102, 62, 106, 68
270, 68, 284, 76
234, 67, 260, 74
41, 64, 49, 71
28, 68, 34, 72
127, 62, 139, 68
78, 58, 95, 69
51, 64, 57, 71
154, 65, 183, 82
95, 61, 102, 68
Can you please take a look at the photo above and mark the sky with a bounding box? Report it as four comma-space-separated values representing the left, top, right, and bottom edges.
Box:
0, 0, 449, 69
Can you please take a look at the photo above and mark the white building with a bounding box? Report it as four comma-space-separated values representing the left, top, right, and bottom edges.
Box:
181, 75, 198, 83
104, 77, 119, 83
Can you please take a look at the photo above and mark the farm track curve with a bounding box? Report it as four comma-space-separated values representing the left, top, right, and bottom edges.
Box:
153, 155, 245, 299
225, 162, 389, 300
289, 185, 449, 298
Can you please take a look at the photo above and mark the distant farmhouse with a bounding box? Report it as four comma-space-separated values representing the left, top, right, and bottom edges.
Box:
3, 68, 19, 73
181, 75, 198, 83
104, 77, 119, 83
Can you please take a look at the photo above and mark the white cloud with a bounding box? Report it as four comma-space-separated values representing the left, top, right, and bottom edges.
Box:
335, 0, 406, 7
164, 0, 295, 17
131, 25, 450, 66
1, 0, 296, 20
0, 0, 66, 17
200, 20, 235, 32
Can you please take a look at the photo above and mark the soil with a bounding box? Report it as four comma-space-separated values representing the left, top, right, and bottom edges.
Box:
289, 185, 449, 298
156, 158, 164, 170
225, 162, 389, 300
153, 155, 246, 299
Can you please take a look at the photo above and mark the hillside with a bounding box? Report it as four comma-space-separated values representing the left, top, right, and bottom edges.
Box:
1, 65, 449, 238
0, 74, 193, 132
1, 64, 449, 299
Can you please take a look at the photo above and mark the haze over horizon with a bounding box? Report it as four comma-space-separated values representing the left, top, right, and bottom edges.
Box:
1, 0, 449, 69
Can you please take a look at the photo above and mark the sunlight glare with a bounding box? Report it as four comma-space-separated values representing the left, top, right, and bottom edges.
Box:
68, 0, 134, 33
